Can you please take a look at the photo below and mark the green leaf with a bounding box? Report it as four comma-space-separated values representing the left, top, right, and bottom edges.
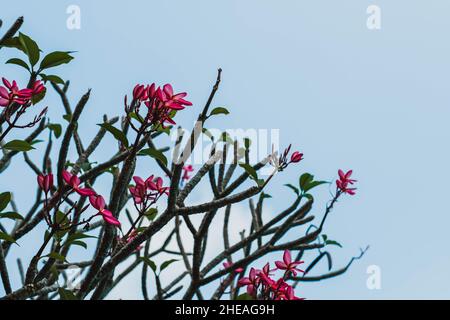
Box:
209, 107, 230, 116
0, 192, 11, 212
98, 123, 129, 148
138, 147, 168, 166
322, 235, 342, 248
236, 293, 253, 300
31, 139, 44, 145
160, 259, 178, 272
303, 180, 328, 192
69, 240, 87, 250
284, 183, 300, 195
58, 288, 78, 300
2, 140, 34, 152
299, 173, 314, 191
18, 33, 40, 67
144, 208, 158, 221
64, 232, 96, 247
0, 37, 25, 53
6, 58, 30, 72
260, 192, 272, 199
63, 114, 72, 122
0, 232, 16, 244
239, 163, 257, 180
0, 212, 24, 220
140, 257, 157, 273
46, 252, 67, 262
39, 51, 74, 70
40, 74, 64, 84
47, 123, 62, 139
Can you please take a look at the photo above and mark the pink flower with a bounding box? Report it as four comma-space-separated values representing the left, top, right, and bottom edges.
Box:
336, 169, 357, 195
132, 84, 147, 101
271, 144, 304, 171
0, 78, 45, 107
274, 250, 304, 277
238, 267, 260, 296
290, 151, 303, 163
37, 173, 53, 194
129, 175, 168, 210
89, 194, 121, 227
0, 77, 33, 106
62, 170, 96, 196
125, 82, 192, 128
222, 261, 244, 273
31, 80, 45, 96
161, 84, 192, 110
182, 165, 194, 182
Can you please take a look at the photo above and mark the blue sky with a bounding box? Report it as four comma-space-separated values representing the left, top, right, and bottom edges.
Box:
2, 0, 450, 299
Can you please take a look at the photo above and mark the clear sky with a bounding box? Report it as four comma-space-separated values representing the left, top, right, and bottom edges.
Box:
1, 0, 450, 299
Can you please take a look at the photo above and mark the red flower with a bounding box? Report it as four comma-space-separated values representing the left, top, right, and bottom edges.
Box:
62, 170, 96, 196
125, 82, 192, 128
132, 84, 148, 101
0, 78, 45, 107
290, 151, 303, 163
336, 169, 357, 195
274, 250, 304, 277
182, 165, 194, 182
0, 77, 33, 106
238, 267, 260, 296
89, 194, 121, 227
37, 173, 53, 194
129, 175, 168, 210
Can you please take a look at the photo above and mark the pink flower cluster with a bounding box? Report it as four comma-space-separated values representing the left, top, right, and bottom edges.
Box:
62, 170, 120, 227
237, 250, 304, 300
336, 169, 357, 195
270, 144, 303, 171
0, 77, 44, 107
36, 171, 121, 228
125, 83, 192, 128
129, 175, 169, 210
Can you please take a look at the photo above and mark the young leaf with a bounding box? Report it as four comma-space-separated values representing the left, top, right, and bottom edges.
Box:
39, 51, 74, 70
0, 232, 16, 244
48, 123, 62, 138
2, 140, 34, 152
160, 259, 178, 272
239, 163, 257, 180
138, 147, 168, 166
18, 33, 40, 67
0, 192, 11, 212
322, 235, 342, 248
6, 58, 30, 72
0, 212, 24, 220
98, 123, 129, 148
284, 183, 300, 195
144, 208, 158, 221
140, 257, 157, 273
209, 107, 229, 117
40, 74, 64, 84
46, 252, 67, 262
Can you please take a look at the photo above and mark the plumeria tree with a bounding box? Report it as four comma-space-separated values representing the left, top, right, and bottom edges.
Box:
0, 17, 367, 300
